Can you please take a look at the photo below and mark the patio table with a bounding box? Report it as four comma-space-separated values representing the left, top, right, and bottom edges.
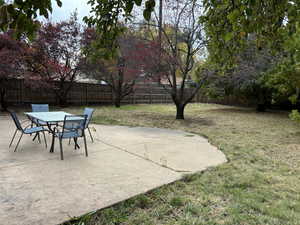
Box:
25, 111, 82, 152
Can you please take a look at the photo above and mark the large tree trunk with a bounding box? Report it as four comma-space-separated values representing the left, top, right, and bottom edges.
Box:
256, 103, 267, 112
0, 88, 7, 112
113, 91, 121, 108
176, 104, 185, 120
56, 92, 68, 106
114, 97, 121, 108
256, 88, 269, 112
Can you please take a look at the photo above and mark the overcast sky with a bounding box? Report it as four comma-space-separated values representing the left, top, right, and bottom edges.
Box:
47, 0, 92, 22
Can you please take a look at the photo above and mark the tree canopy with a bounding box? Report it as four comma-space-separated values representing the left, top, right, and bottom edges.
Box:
0, 0, 62, 38
83, 0, 155, 56
201, 0, 300, 66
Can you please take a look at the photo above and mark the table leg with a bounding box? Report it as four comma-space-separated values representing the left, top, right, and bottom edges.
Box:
47, 123, 56, 153
50, 132, 55, 153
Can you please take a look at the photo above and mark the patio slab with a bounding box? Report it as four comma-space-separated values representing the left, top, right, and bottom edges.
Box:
0, 114, 227, 225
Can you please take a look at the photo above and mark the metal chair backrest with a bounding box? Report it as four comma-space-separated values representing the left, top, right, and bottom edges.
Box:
10, 112, 23, 132
83, 108, 94, 129
31, 104, 49, 112
62, 115, 87, 137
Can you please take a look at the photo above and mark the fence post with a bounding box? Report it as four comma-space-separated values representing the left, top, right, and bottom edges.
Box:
20, 79, 23, 104
149, 83, 152, 104
86, 84, 88, 105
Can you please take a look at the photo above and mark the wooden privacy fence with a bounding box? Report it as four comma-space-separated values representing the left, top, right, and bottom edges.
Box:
5, 79, 254, 107
5, 79, 177, 105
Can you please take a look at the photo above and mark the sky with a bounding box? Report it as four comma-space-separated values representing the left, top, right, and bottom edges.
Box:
47, 0, 147, 23
47, 0, 92, 22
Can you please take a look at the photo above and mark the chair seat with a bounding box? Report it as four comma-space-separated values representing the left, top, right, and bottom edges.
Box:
33, 119, 56, 126
56, 131, 81, 139
24, 126, 47, 134
36, 120, 47, 125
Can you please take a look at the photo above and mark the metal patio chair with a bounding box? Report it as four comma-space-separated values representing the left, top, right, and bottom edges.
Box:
31, 104, 49, 126
30, 104, 51, 142
68, 108, 95, 145
54, 115, 88, 160
9, 112, 48, 152
84, 108, 95, 142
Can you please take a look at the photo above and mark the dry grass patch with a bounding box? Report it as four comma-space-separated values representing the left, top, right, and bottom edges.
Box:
56, 103, 300, 225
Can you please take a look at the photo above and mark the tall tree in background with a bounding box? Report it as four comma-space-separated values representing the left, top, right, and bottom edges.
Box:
157, 0, 163, 84
84, 0, 156, 56
202, 40, 280, 112
24, 13, 82, 106
201, 0, 300, 67
201, 0, 300, 115
0, 31, 25, 111
80, 28, 145, 108
141, 0, 207, 119
264, 25, 300, 109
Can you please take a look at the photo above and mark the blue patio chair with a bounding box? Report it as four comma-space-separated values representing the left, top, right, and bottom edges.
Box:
31, 104, 49, 112
54, 115, 88, 160
68, 108, 95, 145
9, 112, 48, 152
30, 104, 51, 142
31, 104, 49, 126
84, 108, 95, 142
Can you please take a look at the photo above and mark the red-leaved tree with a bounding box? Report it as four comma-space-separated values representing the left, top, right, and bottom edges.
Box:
24, 13, 82, 106
80, 27, 145, 107
0, 31, 25, 111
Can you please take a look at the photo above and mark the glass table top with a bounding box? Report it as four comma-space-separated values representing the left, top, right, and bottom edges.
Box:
25, 111, 77, 123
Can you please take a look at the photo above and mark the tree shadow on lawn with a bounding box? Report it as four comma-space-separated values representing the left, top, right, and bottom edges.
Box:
202, 106, 289, 117
202, 107, 256, 114
132, 112, 216, 127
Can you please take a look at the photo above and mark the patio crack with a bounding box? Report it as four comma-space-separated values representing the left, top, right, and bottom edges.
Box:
97, 138, 191, 173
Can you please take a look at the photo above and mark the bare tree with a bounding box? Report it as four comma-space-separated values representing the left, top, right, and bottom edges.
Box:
141, 0, 208, 119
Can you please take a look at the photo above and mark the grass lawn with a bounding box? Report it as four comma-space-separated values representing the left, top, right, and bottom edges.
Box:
63, 103, 300, 225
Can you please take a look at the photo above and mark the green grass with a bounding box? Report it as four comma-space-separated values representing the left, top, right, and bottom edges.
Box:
57, 103, 300, 225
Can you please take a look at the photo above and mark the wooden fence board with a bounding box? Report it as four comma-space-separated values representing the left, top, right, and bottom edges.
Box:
4, 79, 252, 107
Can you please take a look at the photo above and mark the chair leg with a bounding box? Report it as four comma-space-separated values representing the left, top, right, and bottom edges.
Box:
87, 127, 94, 143
42, 131, 47, 148
30, 122, 33, 136
14, 132, 24, 152
83, 132, 88, 157
37, 132, 41, 143
74, 137, 80, 149
68, 138, 71, 145
59, 138, 64, 160
9, 129, 18, 148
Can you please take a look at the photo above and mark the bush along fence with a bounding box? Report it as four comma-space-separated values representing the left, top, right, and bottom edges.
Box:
4, 79, 255, 107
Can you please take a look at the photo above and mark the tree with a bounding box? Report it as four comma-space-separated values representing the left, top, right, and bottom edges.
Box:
200, 0, 300, 67
0, 31, 25, 111
84, 0, 156, 57
0, 0, 62, 38
202, 41, 279, 112
199, 0, 300, 115
140, 0, 208, 119
0, 0, 158, 43
24, 13, 82, 106
80, 27, 144, 108
264, 24, 300, 109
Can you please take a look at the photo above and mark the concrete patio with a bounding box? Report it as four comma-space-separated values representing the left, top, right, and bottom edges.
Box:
0, 114, 227, 225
